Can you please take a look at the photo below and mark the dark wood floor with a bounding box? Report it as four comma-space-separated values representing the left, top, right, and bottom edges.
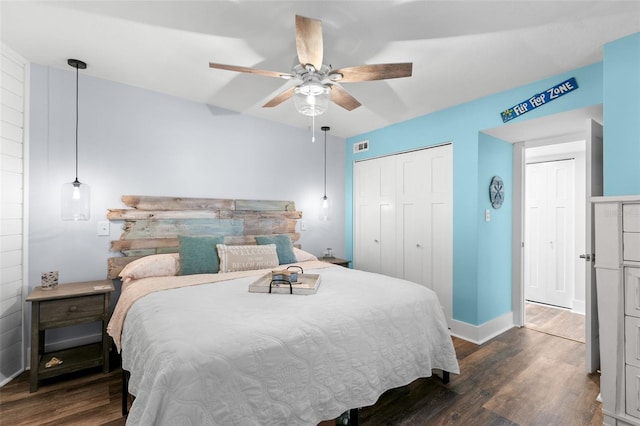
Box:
0, 327, 601, 425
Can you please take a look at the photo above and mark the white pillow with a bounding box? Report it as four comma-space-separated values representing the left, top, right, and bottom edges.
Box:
119, 253, 180, 282
293, 247, 318, 262
216, 244, 279, 273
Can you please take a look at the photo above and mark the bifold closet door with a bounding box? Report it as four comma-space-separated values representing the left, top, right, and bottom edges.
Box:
353, 144, 452, 325
353, 155, 397, 277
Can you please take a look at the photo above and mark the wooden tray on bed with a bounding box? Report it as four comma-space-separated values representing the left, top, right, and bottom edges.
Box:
249, 273, 321, 295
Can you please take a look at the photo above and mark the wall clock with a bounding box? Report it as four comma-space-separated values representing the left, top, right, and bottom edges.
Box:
489, 176, 505, 209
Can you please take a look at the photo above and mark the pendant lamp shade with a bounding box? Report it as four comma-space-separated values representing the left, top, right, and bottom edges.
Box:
62, 59, 90, 221
61, 179, 90, 221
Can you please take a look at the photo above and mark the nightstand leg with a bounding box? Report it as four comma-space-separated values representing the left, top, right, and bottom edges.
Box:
102, 294, 110, 373
29, 301, 40, 392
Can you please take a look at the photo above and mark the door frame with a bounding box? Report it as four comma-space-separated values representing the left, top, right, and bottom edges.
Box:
512, 131, 588, 326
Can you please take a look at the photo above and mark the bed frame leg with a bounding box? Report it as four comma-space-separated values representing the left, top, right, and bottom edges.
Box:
122, 369, 130, 416
442, 370, 450, 384
349, 408, 359, 425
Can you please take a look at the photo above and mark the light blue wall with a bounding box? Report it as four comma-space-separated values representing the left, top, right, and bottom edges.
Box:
603, 32, 640, 195
346, 61, 604, 326
477, 133, 513, 324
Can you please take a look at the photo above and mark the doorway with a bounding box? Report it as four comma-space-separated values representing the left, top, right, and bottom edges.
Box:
482, 105, 603, 372
523, 142, 586, 340
524, 143, 585, 310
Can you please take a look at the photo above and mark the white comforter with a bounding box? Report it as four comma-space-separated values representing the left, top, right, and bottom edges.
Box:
120, 264, 459, 425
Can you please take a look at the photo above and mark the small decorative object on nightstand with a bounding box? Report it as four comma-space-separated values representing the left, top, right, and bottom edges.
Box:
320, 256, 350, 268
26, 279, 114, 392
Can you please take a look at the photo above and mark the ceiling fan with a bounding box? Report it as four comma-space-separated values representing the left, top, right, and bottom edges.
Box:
209, 15, 413, 117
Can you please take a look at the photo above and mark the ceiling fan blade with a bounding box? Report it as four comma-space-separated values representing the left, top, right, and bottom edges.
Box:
209, 62, 293, 79
295, 15, 323, 71
330, 63, 413, 83
330, 85, 361, 111
263, 87, 295, 108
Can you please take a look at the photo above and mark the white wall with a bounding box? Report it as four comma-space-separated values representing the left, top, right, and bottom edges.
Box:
1, 45, 29, 385
28, 64, 346, 350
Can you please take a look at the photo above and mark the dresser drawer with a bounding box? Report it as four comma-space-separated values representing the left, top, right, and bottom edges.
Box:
39, 294, 105, 328
595, 203, 621, 268
626, 232, 640, 262
624, 204, 640, 232
628, 365, 640, 419
627, 316, 640, 368
626, 268, 640, 318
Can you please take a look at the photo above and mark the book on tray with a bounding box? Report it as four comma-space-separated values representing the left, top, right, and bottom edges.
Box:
249, 272, 321, 295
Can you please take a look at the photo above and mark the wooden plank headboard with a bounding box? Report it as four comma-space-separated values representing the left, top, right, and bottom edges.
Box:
107, 195, 301, 279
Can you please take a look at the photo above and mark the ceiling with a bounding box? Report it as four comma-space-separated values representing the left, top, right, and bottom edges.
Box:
2, 1, 639, 138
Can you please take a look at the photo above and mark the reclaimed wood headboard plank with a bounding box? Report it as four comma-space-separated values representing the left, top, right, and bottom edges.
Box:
108, 195, 302, 279
107, 209, 302, 220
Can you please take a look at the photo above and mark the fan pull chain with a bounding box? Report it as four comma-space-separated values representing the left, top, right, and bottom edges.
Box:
312, 114, 316, 143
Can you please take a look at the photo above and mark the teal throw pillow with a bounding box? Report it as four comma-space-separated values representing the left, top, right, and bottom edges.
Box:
255, 235, 297, 265
178, 235, 224, 275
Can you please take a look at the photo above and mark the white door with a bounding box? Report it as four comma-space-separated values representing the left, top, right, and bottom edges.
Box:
585, 119, 603, 373
396, 146, 453, 323
354, 145, 453, 325
353, 155, 396, 277
524, 160, 576, 308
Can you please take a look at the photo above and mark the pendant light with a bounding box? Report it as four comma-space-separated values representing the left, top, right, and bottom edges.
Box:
320, 126, 330, 221
61, 59, 90, 221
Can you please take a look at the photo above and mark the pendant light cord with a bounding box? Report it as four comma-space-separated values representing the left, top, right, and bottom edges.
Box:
321, 126, 330, 198
323, 130, 327, 197
74, 64, 79, 182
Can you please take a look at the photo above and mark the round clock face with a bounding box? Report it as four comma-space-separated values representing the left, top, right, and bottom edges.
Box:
489, 176, 505, 209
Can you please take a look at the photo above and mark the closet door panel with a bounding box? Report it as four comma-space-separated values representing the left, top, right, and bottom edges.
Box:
426, 148, 453, 323
355, 203, 381, 274
401, 202, 427, 285
397, 150, 429, 284
353, 144, 452, 325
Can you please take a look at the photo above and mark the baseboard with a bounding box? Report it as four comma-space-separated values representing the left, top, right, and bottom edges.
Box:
0, 368, 24, 387
450, 312, 514, 345
572, 299, 586, 315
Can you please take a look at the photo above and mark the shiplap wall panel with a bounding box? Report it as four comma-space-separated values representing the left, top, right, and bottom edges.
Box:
0, 46, 27, 386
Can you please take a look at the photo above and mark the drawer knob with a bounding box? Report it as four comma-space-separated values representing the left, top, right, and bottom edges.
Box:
69, 306, 78, 312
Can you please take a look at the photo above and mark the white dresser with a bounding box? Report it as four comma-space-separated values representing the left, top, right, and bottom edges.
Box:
594, 196, 640, 426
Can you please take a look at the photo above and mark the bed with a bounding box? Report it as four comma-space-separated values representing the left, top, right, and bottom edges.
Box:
106, 196, 459, 425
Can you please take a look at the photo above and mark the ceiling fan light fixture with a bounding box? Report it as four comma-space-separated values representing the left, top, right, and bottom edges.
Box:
293, 81, 330, 116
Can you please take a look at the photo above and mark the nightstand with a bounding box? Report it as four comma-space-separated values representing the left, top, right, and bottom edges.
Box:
320, 257, 350, 268
26, 279, 114, 392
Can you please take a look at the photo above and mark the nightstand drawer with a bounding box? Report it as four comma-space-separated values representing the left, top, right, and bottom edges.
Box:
39, 294, 105, 328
